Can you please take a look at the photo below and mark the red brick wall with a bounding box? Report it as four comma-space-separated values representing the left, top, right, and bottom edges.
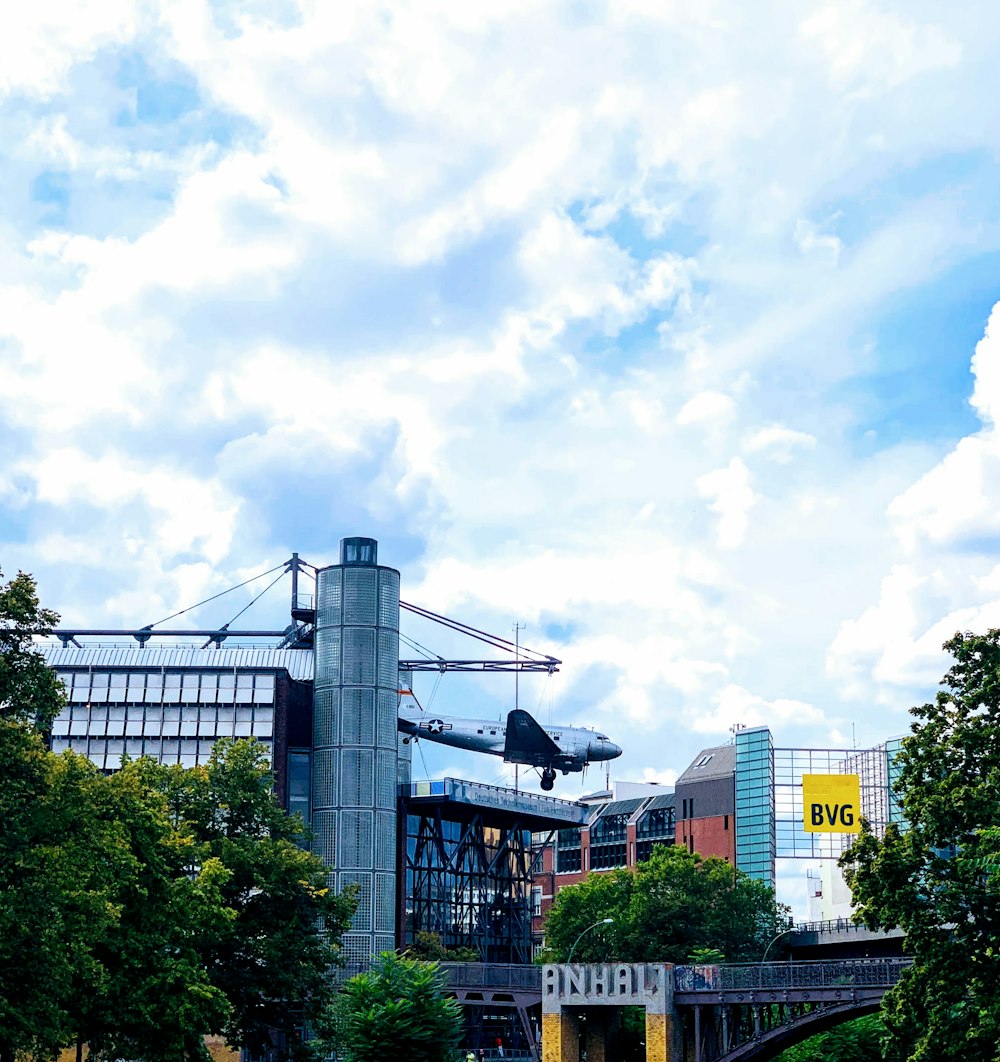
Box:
676, 814, 735, 864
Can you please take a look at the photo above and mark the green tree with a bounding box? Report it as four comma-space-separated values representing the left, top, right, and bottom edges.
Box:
541, 844, 787, 964
0, 570, 355, 1062
842, 629, 1000, 1061
0, 726, 130, 1062
0, 568, 64, 730
155, 739, 357, 1061
0, 570, 121, 1062
774, 1014, 888, 1062
407, 931, 480, 963
323, 952, 462, 1062
74, 757, 236, 1062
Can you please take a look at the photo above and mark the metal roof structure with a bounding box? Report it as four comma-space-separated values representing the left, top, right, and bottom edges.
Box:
40, 645, 315, 680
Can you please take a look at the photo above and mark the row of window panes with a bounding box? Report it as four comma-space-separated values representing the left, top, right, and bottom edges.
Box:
556, 850, 582, 873
737, 769, 773, 784
737, 813, 774, 828
590, 814, 627, 843
736, 798, 774, 812
737, 773, 774, 786
736, 831, 775, 844
51, 736, 271, 769
52, 705, 273, 738
590, 843, 627, 870
636, 809, 675, 837
57, 670, 276, 704
736, 835, 774, 849
736, 848, 775, 862
635, 838, 674, 862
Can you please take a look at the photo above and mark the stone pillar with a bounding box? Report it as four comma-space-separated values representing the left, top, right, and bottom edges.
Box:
644, 964, 681, 1062
541, 1011, 580, 1062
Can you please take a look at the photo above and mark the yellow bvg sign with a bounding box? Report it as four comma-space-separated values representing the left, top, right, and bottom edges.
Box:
802, 774, 861, 833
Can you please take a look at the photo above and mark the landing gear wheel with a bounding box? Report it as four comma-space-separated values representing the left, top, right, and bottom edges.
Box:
540, 768, 556, 791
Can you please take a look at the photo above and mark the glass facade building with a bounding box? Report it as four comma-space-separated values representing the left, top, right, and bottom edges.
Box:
51, 669, 277, 769
735, 726, 776, 887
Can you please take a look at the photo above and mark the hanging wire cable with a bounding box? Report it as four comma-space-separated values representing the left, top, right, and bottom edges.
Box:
198, 570, 290, 648
413, 734, 432, 780
221, 570, 289, 628
398, 631, 444, 661
425, 670, 443, 712
146, 561, 287, 628
399, 600, 558, 662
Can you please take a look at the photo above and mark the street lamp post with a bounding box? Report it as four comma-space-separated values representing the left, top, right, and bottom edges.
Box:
567, 918, 614, 963
761, 926, 796, 964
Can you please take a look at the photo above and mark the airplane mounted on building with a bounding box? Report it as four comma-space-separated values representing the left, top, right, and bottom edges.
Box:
397, 705, 622, 790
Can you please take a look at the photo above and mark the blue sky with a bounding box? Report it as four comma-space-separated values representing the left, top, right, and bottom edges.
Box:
5, 3, 1000, 874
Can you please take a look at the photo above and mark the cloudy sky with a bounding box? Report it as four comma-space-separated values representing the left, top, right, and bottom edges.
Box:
5, 1, 1000, 810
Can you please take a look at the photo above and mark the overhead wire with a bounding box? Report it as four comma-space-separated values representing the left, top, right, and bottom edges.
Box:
220, 570, 289, 628
399, 600, 557, 662
146, 561, 288, 628
398, 631, 444, 661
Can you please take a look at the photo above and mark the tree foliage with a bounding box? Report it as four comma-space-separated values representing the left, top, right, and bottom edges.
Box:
773, 1014, 888, 1062
154, 739, 357, 1060
407, 930, 480, 963
540, 844, 788, 964
0, 570, 354, 1062
323, 952, 462, 1062
0, 568, 63, 730
842, 629, 1000, 1061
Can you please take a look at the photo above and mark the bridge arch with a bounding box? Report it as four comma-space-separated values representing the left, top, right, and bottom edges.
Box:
714, 999, 881, 1061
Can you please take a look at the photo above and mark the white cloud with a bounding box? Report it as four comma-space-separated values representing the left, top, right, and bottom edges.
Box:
4, 0, 1000, 789
744, 425, 817, 463
691, 684, 826, 736
697, 458, 757, 549
970, 302, 1000, 427
827, 300, 1000, 706
0, 3, 137, 98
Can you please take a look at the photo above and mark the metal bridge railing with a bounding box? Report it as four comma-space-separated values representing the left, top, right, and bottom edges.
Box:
792, 916, 880, 935
438, 962, 543, 992
675, 958, 911, 993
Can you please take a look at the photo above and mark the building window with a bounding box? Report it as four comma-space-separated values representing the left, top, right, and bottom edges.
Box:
556, 847, 582, 874
531, 887, 542, 916
287, 750, 311, 827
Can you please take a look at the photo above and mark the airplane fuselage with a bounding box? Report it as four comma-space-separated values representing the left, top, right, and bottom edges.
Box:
397, 706, 621, 775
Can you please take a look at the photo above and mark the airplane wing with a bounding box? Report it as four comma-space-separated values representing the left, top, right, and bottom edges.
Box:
503, 709, 562, 767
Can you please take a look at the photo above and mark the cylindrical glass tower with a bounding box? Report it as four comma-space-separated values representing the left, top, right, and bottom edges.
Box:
312, 537, 400, 961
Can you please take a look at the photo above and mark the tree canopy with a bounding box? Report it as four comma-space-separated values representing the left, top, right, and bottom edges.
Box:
322, 952, 462, 1062
541, 843, 788, 964
0, 569, 355, 1062
773, 1014, 887, 1062
842, 629, 1000, 1061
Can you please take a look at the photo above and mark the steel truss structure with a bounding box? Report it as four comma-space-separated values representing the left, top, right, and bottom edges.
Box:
400, 797, 548, 965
